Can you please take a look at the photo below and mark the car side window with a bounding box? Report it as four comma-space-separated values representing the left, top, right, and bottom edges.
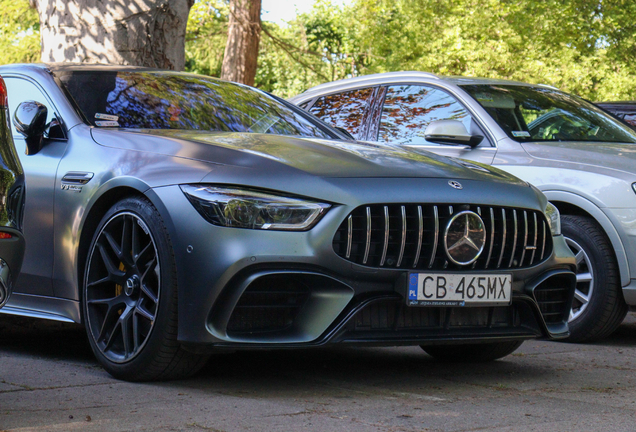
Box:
4, 78, 57, 138
378, 84, 486, 146
307, 88, 374, 140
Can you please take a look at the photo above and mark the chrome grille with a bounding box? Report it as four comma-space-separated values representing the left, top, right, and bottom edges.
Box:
333, 204, 553, 270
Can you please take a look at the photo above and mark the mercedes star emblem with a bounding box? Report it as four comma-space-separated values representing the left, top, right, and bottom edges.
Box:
444, 210, 486, 265
448, 180, 463, 189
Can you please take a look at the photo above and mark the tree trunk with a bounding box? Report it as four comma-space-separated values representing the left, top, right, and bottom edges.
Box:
220, 0, 261, 86
30, 0, 194, 70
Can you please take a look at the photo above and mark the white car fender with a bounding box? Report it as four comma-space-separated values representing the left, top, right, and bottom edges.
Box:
542, 189, 631, 290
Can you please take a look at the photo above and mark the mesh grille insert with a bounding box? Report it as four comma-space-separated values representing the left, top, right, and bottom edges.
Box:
227, 276, 310, 334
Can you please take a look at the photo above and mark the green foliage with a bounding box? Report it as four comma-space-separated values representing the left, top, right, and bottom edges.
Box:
183, 0, 636, 100
185, 0, 229, 76
3, 0, 635, 101
348, 0, 636, 101
0, 0, 40, 64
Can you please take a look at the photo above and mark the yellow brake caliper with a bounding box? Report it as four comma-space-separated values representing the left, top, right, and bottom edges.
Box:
115, 262, 126, 315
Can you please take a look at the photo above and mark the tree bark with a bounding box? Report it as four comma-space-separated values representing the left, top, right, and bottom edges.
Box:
220, 0, 261, 86
29, 0, 194, 70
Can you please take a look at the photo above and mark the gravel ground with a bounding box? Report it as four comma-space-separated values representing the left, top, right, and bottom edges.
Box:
2, 313, 636, 431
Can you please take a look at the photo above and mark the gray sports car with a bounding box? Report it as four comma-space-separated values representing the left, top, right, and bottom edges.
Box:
0, 64, 575, 381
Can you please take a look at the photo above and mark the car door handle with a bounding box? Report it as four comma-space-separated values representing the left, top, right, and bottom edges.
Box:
62, 172, 94, 184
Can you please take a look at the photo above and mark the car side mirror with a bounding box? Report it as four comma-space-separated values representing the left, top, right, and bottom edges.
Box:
13, 101, 48, 155
424, 120, 484, 148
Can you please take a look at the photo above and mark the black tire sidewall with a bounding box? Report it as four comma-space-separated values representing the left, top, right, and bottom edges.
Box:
561, 215, 625, 341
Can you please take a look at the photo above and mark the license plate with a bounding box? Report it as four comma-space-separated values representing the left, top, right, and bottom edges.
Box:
407, 273, 512, 307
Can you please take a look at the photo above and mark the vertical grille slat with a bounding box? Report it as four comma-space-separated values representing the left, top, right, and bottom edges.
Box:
334, 204, 552, 271
497, 208, 507, 269
429, 205, 439, 269
379, 206, 390, 266
413, 205, 423, 268
485, 207, 495, 269
541, 221, 547, 260
530, 213, 538, 264
346, 215, 353, 259
519, 211, 528, 267
397, 206, 407, 267
363, 206, 371, 265
508, 209, 518, 268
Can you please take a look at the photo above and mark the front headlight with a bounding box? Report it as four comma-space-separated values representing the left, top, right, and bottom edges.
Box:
181, 185, 330, 231
544, 202, 561, 236
632, 182, 636, 195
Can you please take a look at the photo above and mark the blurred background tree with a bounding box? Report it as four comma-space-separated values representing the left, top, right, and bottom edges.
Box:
2, 0, 635, 100
0, 0, 40, 64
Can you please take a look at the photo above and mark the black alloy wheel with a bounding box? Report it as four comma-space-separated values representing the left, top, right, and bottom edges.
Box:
83, 197, 208, 381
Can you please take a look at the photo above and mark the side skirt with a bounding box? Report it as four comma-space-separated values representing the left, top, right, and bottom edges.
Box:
0, 293, 80, 323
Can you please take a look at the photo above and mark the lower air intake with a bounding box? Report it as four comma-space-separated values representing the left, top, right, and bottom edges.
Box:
534, 275, 573, 324
227, 275, 310, 334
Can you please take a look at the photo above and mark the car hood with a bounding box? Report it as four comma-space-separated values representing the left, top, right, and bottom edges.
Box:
521, 141, 636, 176
91, 129, 525, 184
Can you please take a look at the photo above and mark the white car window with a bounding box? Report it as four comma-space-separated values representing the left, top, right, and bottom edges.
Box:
378, 85, 472, 145
307, 87, 374, 140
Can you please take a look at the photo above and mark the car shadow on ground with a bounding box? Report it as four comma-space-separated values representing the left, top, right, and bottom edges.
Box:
0, 314, 94, 363
3, 313, 635, 391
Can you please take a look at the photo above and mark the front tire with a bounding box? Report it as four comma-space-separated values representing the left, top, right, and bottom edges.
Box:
561, 215, 627, 342
421, 341, 523, 362
83, 196, 208, 381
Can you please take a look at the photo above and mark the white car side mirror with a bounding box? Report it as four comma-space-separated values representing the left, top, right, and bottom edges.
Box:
424, 120, 483, 148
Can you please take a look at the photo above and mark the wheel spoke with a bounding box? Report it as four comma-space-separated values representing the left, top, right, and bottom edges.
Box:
103, 230, 122, 260
118, 306, 134, 358
86, 295, 122, 307
574, 289, 590, 304
121, 216, 133, 262
131, 217, 141, 262
92, 296, 126, 342
87, 275, 112, 288
136, 241, 154, 268
102, 320, 121, 352
136, 301, 155, 321
575, 250, 586, 265
140, 282, 159, 304
576, 272, 593, 283
98, 244, 126, 281
132, 312, 140, 352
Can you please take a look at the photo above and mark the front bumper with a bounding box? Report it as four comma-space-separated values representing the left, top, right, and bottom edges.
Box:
153, 184, 577, 350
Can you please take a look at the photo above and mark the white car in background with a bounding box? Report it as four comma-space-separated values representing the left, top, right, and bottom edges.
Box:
290, 71, 636, 342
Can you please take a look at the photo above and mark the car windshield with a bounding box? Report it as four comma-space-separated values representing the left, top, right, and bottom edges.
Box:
56, 70, 337, 139
461, 84, 636, 144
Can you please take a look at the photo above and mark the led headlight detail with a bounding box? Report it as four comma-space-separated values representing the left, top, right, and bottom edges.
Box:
181, 185, 330, 230
544, 202, 561, 236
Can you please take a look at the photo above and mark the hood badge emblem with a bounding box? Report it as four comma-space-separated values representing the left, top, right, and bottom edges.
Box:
448, 180, 463, 190
444, 211, 486, 265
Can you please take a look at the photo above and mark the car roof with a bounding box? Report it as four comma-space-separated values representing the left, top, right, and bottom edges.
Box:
0, 63, 171, 72
596, 101, 636, 107
295, 71, 558, 99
